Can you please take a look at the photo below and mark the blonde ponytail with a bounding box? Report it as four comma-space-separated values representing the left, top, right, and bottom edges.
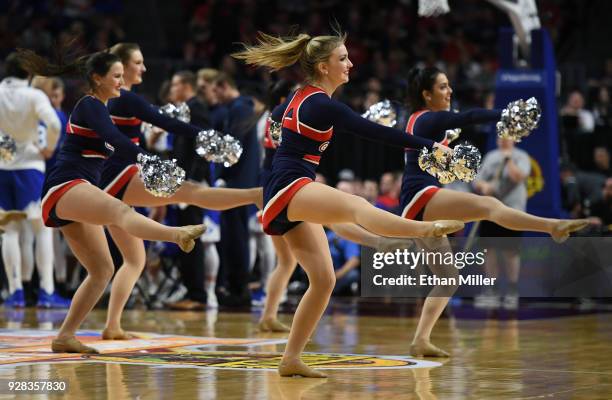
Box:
232, 29, 346, 81
232, 32, 311, 71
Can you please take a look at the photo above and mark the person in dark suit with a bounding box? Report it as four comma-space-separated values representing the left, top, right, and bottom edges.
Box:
167, 70, 210, 310
214, 72, 261, 306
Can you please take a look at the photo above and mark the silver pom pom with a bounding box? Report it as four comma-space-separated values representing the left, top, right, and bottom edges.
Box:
195, 130, 243, 167
437, 169, 457, 184
268, 117, 282, 146
0, 134, 16, 163
418, 146, 455, 184
159, 102, 191, 123
418, 143, 482, 184
450, 143, 482, 182
496, 97, 541, 142
362, 100, 397, 127
137, 153, 185, 197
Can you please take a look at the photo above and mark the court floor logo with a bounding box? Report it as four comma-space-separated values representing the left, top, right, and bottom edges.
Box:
93, 350, 439, 370
0, 329, 441, 370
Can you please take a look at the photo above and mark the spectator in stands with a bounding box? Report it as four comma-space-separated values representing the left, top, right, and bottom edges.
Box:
336, 180, 355, 197
593, 146, 612, 176
600, 58, 612, 88
590, 178, 612, 226
559, 162, 606, 219
376, 172, 399, 212
561, 90, 595, 134
337, 168, 355, 183
362, 179, 379, 205
593, 87, 612, 130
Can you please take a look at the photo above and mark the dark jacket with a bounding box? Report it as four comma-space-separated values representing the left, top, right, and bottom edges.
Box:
218, 95, 261, 188
172, 96, 211, 183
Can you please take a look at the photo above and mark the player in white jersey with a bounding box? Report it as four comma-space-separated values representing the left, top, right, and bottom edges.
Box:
0, 53, 63, 308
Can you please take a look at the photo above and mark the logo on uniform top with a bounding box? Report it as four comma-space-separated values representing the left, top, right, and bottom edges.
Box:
105, 142, 115, 152
319, 141, 330, 152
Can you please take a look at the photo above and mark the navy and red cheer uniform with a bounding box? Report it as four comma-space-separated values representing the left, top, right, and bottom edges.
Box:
400, 108, 501, 221
41, 95, 144, 228
100, 89, 204, 199
262, 85, 436, 235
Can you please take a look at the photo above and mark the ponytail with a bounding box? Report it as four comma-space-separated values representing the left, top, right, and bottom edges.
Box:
233, 28, 347, 82
406, 66, 442, 110
232, 32, 312, 71
16, 43, 121, 91
16, 48, 86, 78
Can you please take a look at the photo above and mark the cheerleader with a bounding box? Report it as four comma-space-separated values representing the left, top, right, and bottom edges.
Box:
17, 48, 205, 354
258, 80, 427, 332
96, 43, 261, 338
400, 66, 589, 357
233, 30, 464, 377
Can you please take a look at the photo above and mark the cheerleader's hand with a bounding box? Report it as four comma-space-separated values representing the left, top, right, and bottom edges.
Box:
433, 142, 452, 154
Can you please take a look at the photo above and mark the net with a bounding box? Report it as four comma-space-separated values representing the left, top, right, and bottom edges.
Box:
418, 0, 450, 17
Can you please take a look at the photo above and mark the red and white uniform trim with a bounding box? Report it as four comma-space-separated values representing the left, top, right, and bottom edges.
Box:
41, 179, 89, 227
405, 110, 449, 149
110, 115, 142, 126
103, 164, 139, 197
282, 86, 333, 166
261, 177, 312, 232
400, 185, 440, 220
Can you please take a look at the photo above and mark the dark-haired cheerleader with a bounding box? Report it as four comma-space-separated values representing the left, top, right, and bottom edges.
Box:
17, 48, 205, 354
400, 66, 589, 357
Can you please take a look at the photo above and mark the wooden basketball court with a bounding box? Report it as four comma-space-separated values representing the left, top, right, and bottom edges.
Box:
1, 299, 611, 399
